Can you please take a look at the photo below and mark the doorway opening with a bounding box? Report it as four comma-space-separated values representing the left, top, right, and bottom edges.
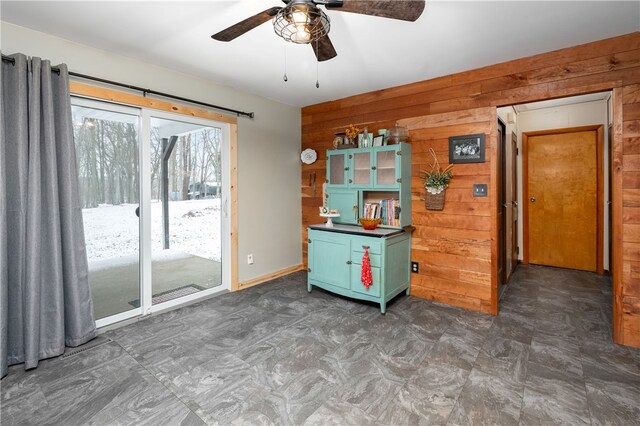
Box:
497, 91, 612, 291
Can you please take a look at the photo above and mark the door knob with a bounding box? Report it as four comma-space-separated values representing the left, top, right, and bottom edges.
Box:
530, 197, 536, 203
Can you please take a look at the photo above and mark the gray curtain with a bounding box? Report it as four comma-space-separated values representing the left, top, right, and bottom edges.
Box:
1, 54, 96, 378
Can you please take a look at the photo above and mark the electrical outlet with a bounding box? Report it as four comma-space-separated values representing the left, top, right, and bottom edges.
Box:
411, 261, 419, 273
247, 254, 254, 265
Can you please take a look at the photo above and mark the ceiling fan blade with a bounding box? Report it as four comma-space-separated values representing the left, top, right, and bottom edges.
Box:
212, 6, 282, 41
311, 34, 337, 62
325, 0, 425, 22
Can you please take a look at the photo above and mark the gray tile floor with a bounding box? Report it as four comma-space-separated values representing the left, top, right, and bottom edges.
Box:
2, 265, 639, 425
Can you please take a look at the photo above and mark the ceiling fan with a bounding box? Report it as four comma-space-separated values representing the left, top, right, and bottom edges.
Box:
211, 0, 425, 62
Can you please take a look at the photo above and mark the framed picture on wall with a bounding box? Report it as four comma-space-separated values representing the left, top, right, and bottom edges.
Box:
449, 133, 485, 163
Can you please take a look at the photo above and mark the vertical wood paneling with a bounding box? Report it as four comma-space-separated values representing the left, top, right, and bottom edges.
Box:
229, 124, 239, 291
301, 32, 640, 346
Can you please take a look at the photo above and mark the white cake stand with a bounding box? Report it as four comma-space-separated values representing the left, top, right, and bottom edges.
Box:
319, 213, 340, 228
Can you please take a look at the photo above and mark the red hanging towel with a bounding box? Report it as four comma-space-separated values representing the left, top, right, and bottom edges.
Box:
361, 246, 373, 289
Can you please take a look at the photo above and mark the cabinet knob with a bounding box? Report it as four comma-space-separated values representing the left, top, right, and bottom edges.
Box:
396, 178, 402, 183
349, 179, 353, 183
307, 268, 311, 272
345, 167, 349, 171
346, 260, 352, 265
371, 166, 377, 170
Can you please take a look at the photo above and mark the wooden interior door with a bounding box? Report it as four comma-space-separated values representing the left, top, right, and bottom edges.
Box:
510, 132, 518, 275
607, 124, 612, 272
525, 130, 598, 271
497, 120, 506, 287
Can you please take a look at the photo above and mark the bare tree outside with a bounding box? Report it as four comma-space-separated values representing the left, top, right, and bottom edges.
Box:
149, 127, 222, 202
75, 115, 222, 207
74, 117, 140, 208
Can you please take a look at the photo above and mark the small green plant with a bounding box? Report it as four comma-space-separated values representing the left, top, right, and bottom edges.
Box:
420, 148, 453, 194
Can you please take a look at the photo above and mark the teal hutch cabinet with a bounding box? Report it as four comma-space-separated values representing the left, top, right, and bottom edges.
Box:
326, 143, 412, 226
308, 143, 413, 313
307, 226, 411, 313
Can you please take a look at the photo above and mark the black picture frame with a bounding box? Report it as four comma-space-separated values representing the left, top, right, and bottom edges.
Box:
449, 133, 485, 163
372, 135, 385, 147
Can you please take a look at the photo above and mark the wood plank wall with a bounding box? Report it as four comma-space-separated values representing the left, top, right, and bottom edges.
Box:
301, 32, 640, 346
398, 109, 497, 314
621, 84, 640, 346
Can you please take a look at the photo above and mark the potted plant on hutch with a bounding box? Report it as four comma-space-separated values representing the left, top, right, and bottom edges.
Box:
420, 148, 453, 211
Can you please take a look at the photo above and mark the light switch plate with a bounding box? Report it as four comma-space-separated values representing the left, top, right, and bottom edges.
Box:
473, 184, 488, 197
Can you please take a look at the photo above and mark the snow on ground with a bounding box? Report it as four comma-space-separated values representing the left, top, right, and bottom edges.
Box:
83, 199, 221, 269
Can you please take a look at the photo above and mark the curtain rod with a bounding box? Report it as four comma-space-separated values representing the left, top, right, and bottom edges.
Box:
2, 55, 255, 119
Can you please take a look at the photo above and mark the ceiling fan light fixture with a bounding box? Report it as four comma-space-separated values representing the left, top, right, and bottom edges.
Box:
273, 1, 330, 44
293, 27, 312, 43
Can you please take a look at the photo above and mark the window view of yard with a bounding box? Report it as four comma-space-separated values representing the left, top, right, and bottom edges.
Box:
72, 104, 223, 319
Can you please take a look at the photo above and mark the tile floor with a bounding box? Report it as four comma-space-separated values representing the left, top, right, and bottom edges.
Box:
1, 265, 639, 425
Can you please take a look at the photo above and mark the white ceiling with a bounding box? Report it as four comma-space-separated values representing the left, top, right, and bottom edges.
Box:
1, 1, 638, 107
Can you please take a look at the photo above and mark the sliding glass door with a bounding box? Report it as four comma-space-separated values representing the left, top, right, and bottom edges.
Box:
72, 98, 230, 327
148, 116, 224, 307
72, 100, 142, 323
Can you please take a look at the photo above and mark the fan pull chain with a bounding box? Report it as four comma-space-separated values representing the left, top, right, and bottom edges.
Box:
283, 44, 288, 82
315, 40, 320, 89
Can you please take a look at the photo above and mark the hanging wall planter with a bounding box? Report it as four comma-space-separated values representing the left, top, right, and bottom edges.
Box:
425, 186, 446, 210
420, 148, 453, 211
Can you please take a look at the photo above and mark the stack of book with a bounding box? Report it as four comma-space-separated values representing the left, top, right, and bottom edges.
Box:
363, 199, 400, 227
